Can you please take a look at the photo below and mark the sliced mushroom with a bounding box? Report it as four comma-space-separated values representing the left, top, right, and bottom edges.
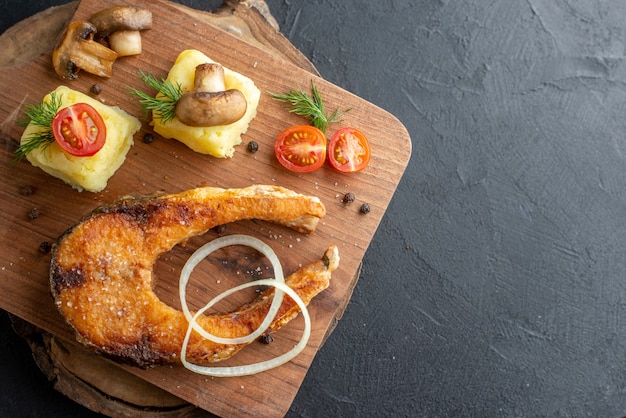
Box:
52, 20, 118, 80
89, 6, 152, 57
90, 6, 153, 36
175, 63, 248, 127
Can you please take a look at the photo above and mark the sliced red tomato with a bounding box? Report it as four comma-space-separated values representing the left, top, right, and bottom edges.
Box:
274, 125, 326, 172
328, 127, 371, 173
52, 103, 106, 157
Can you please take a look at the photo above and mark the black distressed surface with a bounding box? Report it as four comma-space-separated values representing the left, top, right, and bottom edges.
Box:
3, 0, 626, 416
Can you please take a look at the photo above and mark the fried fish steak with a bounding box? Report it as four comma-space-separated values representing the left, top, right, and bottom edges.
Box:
49, 185, 338, 367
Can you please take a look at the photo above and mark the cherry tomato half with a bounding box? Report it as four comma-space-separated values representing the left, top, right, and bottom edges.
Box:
52, 103, 106, 157
328, 127, 371, 173
275, 125, 326, 172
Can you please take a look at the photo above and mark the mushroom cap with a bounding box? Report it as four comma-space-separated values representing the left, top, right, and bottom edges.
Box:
175, 90, 248, 127
90, 6, 153, 37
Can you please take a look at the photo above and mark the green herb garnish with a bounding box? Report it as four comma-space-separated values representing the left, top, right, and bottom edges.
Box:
270, 80, 349, 133
130, 71, 183, 124
14, 92, 63, 161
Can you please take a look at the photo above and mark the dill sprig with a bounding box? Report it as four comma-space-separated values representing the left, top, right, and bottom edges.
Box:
14, 92, 63, 161
270, 80, 349, 133
130, 70, 183, 124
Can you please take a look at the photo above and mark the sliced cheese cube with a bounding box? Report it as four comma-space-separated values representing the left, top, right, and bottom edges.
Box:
21, 85, 140, 192
152, 49, 260, 158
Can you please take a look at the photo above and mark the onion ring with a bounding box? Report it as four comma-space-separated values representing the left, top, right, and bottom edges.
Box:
179, 234, 285, 345
181, 279, 311, 377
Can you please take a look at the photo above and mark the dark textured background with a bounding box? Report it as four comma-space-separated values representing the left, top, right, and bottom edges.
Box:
3, 0, 626, 416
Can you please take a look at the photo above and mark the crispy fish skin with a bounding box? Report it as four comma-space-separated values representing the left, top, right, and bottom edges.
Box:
49, 185, 336, 368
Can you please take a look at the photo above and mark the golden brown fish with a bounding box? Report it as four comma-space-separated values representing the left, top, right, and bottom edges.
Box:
49, 185, 338, 368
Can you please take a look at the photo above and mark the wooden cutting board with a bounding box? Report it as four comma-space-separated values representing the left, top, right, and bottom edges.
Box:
0, 0, 411, 416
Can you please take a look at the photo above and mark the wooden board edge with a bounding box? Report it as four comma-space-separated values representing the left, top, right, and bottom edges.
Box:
0, 0, 414, 416
0, 1, 79, 67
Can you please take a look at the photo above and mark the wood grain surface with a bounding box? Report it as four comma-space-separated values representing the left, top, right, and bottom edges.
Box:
0, 0, 410, 416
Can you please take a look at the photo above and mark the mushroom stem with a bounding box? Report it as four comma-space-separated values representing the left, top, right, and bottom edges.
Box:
194, 63, 226, 92
108, 30, 143, 56
71, 41, 118, 77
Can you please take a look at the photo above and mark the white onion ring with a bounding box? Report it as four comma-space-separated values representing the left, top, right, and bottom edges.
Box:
179, 234, 284, 345
179, 234, 311, 376
180, 279, 311, 377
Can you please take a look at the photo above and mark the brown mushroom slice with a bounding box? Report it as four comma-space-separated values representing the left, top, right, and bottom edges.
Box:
90, 6, 152, 57
175, 63, 248, 127
52, 20, 118, 80
89, 6, 153, 37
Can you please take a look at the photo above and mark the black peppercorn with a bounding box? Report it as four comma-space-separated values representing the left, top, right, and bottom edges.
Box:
28, 208, 40, 220
360, 203, 371, 214
19, 185, 34, 196
39, 241, 52, 255
213, 224, 227, 235
247, 141, 259, 153
343, 192, 355, 204
142, 133, 154, 144
90, 83, 102, 95
260, 334, 274, 344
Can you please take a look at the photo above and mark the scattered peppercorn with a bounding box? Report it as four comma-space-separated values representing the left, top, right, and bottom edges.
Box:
343, 192, 355, 204
360, 203, 371, 214
247, 141, 259, 153
90, 83, 102, 95
19, 185, 35, 196
254, 281, 269, 292
28, 208, 40, 220
260, 334, 274, 344
39, 241, 52, 255
142, 133, 154, 144
213, 224, 227, 235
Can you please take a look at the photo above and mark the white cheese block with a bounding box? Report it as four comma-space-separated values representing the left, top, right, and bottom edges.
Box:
152, 49, 260, 158
21, 86, 140, 192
